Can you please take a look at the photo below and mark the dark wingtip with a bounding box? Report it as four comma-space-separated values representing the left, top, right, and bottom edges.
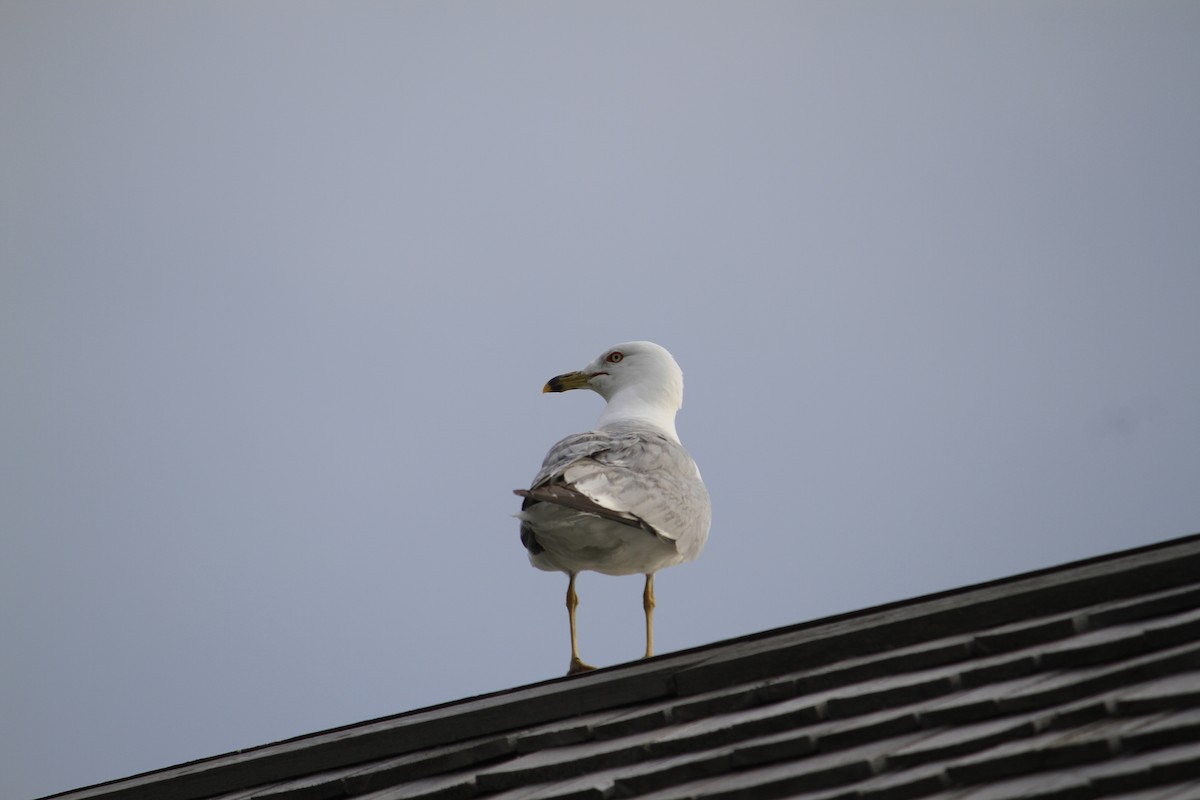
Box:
514, 488, 538, 510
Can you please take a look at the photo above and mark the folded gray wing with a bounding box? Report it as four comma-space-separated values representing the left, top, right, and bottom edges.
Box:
514, 483, 652, 533
518, 426, 711, 553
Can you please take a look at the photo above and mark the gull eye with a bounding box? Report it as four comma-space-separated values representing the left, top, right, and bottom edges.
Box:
606, 351, 624, 363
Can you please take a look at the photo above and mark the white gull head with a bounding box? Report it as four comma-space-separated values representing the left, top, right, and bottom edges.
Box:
543, 341, 685, 443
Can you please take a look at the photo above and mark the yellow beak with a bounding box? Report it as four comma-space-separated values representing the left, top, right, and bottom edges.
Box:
543, 371, 593, 393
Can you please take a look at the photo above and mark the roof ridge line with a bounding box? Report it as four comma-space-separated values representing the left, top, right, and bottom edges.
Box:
43, 532, 1200, 800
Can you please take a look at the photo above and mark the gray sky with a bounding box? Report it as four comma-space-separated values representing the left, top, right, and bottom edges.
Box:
3, 3, 1199, 798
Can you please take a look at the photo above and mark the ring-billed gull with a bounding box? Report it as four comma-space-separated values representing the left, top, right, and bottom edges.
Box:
515, 341, 711, 675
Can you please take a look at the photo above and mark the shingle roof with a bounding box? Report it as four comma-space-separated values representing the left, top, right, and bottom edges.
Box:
45, 534, 1200, 800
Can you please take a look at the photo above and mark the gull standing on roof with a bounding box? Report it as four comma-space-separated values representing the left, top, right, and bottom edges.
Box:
515, 341, 711, 675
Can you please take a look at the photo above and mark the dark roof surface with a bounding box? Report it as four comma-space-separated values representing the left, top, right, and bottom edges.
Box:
46, 534, 1200, 800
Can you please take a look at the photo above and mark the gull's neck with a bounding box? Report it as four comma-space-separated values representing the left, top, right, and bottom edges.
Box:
596, 388, 681, 443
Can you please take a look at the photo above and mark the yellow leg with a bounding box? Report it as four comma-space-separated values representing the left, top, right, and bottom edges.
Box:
566, 574, 595, 675
643, 573, 656, 659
